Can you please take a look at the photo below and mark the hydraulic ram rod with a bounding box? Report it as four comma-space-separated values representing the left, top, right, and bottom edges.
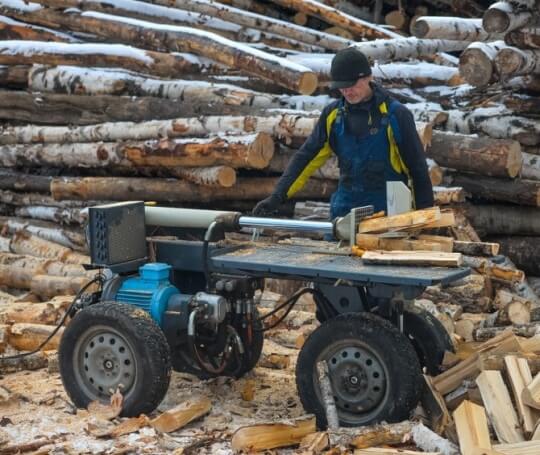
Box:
145, 206, 334, 234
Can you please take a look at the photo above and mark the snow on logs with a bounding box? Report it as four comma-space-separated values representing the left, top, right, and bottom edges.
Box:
0, 134, 275, 170
0, 0, 318, 94
411, 17, 504, 42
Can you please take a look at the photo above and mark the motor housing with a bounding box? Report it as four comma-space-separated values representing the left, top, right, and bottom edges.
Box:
115, 263, 179, 326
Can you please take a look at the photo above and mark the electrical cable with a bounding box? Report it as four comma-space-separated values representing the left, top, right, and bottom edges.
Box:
0, 274, 104, 362
255, 287, 314, 332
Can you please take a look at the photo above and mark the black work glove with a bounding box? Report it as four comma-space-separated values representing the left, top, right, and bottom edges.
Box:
252, 194, 283, 216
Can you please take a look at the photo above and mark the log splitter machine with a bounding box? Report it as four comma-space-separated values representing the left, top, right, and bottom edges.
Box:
58, 201, 469, 427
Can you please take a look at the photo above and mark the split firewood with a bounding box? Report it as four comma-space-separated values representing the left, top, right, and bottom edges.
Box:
494, 441, 540, 455
492, 290, 532, 325
149, 398, 212, 433
427, 131, 522, 178
87, 389, 123, 420
412, 16, 504, 41
475, 323, 540, 341
453, 400, 492, 455
298, 431, 329, 453
349, 420, 415, 449
231, 416, 316, 452
421, 376, 452, 435
503, 355, 538, 436
356, 233, 454, 253
455, 314, 488, 342
7, 323, 64, 352
110, 415, 149, 438
317, 361, 339, 430
476, 370, 525, 443
358, 207, 441, 234
362, 251, 462, 267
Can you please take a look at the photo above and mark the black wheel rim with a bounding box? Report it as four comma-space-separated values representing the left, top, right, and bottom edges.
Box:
73, 325, 137, 401
316, 339, 389, 426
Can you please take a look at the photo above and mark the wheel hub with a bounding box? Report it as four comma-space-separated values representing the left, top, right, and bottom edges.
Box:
75, 328, 137, 399
326, 346, 386, 413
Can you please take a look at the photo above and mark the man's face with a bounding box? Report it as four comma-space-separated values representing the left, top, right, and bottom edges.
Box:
338, 76, 373, 104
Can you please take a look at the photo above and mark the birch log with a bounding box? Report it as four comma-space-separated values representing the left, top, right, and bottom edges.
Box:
0, 134, 274, 169
0, 40, 216, 79
412, 17, 503, 41
170, 166, 236, 187
521, 152, 540, 181
27, 65, 283, 108
51, 176, 337, 202
483, 0, 540, 34
450, 173, 540, 207
0, 1, 318, 94
506, 28, 540, 48
0, 90, 255, 124
446, 107, 540, 146
267, 0, 393, 39
0, 14, 77, 42
14, 206, 87, 225
59, 0, 354, 51
427, 131, 522, 178
495, 47, 540, 78
459, 41, 508, 86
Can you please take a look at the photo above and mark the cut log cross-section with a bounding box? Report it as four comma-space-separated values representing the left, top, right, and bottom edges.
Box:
483, 0, 540, 34
459, 41, 508, 87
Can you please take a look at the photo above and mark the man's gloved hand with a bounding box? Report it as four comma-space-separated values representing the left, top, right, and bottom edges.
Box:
252, 194, 283, 216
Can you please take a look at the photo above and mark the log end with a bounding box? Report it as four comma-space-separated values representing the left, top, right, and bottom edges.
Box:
298, 72, 318, 96
410, 18, 428, 38
506, 141, 523, 178
247, 133, 274, 169
482, 9, 510, 34
459, 49, 493, 87
218, 166, 236, 187
494, 48, 522, 77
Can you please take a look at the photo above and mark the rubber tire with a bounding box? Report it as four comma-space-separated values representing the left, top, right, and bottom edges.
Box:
296, 313, 422, 429
403, 307, 454, 375
59, 302, 171, 417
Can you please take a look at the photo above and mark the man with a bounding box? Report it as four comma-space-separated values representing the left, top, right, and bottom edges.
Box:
253, 47, 434, 219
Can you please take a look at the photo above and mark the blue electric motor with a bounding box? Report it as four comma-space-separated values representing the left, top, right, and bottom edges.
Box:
114, 263, 180, 326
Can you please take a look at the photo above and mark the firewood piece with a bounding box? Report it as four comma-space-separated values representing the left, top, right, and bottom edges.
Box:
88, 389, 123, 420
7, 323, 64, 352
455, 314, 488, 342
259, 352, 290, 369
475, 325, 540, 342
495, 48, 540, 78
354, 450, 439, 455
476, 370, 525, 443
350, 421, 415, 449
521, 372, 540, 410
450, 174, 540, 207
356, 233, 454, 253
0, 134, 274, 170
412, 17, 503, 41
421, 375, 452, 435
433, 331, 522, 395
493, 290, 531, 325
434, 186, 466, 205
453, 400, 492, 455
0, 4, 318, 94
317, 361, 339, 430
50, 176, 336, 202
493, 441, 540, 455
453, 241, 500, 257
0, 40, 215, 79
150, 398, 211, 433
428, 131, 522, 178
459, 41, 508, 87
362, 251, 462, 267
358, 207, 441, 234
110, 415, 149, 438
521, 152, 540, 181
231, 417, 316, 452
504, 355, 538, 436
483, 1, 539, 34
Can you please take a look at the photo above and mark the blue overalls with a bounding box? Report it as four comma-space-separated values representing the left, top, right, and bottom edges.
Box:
329, 99, 408, 219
